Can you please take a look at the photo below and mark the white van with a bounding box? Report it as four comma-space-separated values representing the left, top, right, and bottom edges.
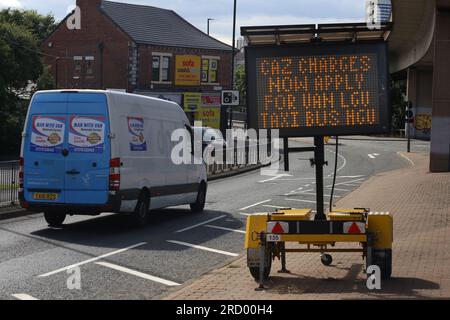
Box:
19, 90, 207, 226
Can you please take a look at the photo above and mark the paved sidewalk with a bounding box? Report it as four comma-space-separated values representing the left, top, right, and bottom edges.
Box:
163, 152, 450, 300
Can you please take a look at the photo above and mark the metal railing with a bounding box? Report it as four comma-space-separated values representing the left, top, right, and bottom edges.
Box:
206, 139, 270, 177
0, 160, 19, 206
0, 142, 271, 207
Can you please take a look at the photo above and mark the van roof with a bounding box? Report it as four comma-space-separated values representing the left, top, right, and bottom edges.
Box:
33, 89, 184, 112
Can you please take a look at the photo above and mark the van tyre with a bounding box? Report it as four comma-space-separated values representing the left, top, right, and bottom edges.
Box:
190, 183, 206, 213
134, 191, 150, 226
44, 210, 66, 227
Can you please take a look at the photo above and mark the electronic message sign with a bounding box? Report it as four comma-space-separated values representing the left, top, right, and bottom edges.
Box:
246, 42, 390, 136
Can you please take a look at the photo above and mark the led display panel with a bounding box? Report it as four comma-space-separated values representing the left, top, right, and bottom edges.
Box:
246, 42, 390, 136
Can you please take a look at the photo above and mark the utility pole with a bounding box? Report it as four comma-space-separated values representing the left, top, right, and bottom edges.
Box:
229, 0, 237, 129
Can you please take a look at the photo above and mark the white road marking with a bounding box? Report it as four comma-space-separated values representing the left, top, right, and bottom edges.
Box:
397, 152, 415, 167
38, 242, 147, 277
326, 178, 365, 188
167, 240, 239, 257
95, 262, 180, 286
284, 189, 314, 196
258, 175, 290, 183
286, 198, 321, 204
12, 294, 39, 300
204, 225, 246, 234
175, 215, 226, 233
326, 149, 347, 176
298, 192, 340, 197
368, 154, 376, 159
368, 153, 380, 159
326, 187, 350, 192
239, 199, 271, 211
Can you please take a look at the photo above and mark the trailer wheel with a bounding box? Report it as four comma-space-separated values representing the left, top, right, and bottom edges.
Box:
320, 253, 333, 266
368, 249, 392, 280
190, 182, 206, 213
134, 191, 150, 226
249, 248, 272, 281
44, 210, 66, 227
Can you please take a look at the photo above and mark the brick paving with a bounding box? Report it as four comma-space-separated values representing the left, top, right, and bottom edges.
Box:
163, 152, 450, 300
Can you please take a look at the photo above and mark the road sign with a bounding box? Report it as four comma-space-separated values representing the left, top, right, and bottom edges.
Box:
222, 90, 240, 106
245, 42, 390, 137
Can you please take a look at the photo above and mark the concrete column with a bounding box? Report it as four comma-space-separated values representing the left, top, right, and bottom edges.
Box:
430, 4, 450, 172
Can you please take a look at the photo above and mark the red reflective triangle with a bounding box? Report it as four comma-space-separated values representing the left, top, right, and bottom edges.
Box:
272, 222, 285, 234
347, 222, 361, 234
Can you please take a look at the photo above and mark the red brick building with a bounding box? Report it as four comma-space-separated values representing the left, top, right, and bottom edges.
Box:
41, 0, 233, 127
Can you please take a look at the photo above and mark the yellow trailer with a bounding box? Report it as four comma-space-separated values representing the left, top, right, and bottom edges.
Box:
245, 208, 393, 288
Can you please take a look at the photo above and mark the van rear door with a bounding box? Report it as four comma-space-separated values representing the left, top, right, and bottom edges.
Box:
23, 92, 110, 206
65, 93, 110, 204
23, 93, 68, 204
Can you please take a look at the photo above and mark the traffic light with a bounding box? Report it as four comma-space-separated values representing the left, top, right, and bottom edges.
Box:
406, 101, 414, 123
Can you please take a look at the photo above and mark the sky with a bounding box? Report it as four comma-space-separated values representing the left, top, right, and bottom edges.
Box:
0, 0, 366, 45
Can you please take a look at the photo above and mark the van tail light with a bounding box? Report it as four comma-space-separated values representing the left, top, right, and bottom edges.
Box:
19, 157, 24, 192
109, 158, 121, 191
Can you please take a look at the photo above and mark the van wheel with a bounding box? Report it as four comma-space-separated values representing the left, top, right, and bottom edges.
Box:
44, 210, 66, 227
134, 191, 150, 226
190, 183, 207, 213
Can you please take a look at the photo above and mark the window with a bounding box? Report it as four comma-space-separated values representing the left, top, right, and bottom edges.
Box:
85, 56, 94, 75
152, 54, 171, 82
201, 57, 219, 84
73, 56, 83, 74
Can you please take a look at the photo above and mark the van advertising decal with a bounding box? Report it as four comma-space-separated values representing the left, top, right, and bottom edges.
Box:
128, 117, 147, 151
69, 116, 106, 153
30, 116, 65, 153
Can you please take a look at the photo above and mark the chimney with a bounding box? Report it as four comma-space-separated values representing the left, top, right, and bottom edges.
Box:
76, 0, 103, 11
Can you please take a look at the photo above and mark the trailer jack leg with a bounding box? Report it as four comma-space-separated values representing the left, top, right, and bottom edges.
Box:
278, 242, 290, 273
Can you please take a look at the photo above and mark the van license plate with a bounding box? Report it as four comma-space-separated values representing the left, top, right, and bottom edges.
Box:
33, 193, 58, 201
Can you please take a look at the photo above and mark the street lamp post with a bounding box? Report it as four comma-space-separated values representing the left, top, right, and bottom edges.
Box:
207, 18, 214, 35
229, 0, 237, 128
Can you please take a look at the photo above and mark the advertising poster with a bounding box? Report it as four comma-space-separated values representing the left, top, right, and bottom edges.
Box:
69, 116, 106, 153
175, 55, 201, 86
128, 117, 147, 151
30, 116, 65, 153
184, 93, 202, 112
196, 107, 221, 129
201, 95, 221, 107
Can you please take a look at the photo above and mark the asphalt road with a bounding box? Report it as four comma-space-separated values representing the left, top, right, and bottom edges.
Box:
0, 137, 429, 300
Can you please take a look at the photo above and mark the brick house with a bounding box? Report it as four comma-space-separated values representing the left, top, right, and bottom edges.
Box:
41, 0, 233, 127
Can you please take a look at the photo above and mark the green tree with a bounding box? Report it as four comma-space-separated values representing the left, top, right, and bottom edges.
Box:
390, 79, 407, 134
0, 8, 56, 42
0, 10, 56, 157
235, 64, 246, 112
36, 65, 56, 91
